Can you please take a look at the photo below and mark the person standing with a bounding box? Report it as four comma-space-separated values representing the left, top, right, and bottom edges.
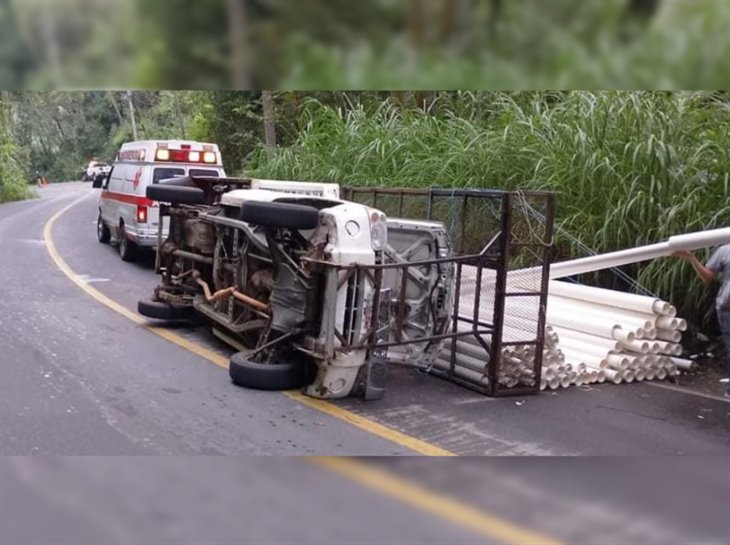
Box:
674, 244, 730, 397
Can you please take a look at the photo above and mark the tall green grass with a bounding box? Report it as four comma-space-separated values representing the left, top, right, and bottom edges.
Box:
247, 92, 730, 330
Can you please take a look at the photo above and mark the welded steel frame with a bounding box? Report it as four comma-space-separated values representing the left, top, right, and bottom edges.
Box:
339, 186, 556, 397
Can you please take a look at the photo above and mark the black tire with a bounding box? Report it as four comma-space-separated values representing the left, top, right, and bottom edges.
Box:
97, 213, 111, 243
118, 224, 137, 262
240, 201, 320, 230
146, 184, 204, 205
138, 299, 194, 320
229, 352, 312, 391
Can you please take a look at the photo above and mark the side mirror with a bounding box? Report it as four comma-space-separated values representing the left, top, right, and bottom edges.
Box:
92, 173, 107, 188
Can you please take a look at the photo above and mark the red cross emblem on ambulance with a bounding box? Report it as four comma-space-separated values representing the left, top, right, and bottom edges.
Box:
132, 169, 142, 189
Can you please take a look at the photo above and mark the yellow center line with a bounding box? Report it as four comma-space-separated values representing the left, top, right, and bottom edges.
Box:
42, 193, 566, 545
308, 457, 566, 545
286, 391, 454, 456
42, 194, 454, 456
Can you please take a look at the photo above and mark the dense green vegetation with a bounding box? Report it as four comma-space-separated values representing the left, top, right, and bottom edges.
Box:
2, 90, 728, 332
2, 0, 728, 89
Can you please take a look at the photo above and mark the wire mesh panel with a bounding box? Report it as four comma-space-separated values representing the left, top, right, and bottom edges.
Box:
341, 186, 555, 397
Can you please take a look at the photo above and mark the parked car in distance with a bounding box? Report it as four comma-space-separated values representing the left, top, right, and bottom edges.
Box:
83, 161, 111, 181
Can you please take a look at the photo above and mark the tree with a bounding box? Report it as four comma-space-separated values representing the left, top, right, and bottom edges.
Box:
126, 91, 138, 140
261, 90, 276, 147
8, 91, 127, 180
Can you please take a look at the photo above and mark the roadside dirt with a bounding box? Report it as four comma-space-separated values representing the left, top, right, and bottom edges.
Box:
670, 354, 728, 397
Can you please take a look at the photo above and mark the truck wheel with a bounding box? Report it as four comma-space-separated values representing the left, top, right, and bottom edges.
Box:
229, 352, 313, 391
240, 201, 320, 230
146, 184, 205, 205
97, 213, 111, 243
138, 299, 194, 320
118, 224, 137, 262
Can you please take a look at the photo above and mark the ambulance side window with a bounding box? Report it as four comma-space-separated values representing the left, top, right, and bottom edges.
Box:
153, 167, 185, 184
107, 166, 122, 192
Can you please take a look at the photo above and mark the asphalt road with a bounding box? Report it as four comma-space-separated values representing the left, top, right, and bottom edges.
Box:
1, 182, 729, 456
1, 456, 728, 545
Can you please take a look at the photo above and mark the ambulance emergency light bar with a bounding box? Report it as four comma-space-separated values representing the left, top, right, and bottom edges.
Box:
155, 146, 218, 164
116, 142, 220, 165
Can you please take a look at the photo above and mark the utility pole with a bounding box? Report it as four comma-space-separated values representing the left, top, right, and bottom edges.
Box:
126, 90, 138, 140
106, 92, 124, 125
262, 90, 276, 147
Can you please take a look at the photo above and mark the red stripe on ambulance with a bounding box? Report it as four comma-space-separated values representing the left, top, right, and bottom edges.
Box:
100, 190, 156, 207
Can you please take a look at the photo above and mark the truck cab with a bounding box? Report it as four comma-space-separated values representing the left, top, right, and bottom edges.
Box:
138, 177, 454, 400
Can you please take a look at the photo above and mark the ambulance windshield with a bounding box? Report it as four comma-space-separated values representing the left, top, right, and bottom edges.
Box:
153, 167, 185, 184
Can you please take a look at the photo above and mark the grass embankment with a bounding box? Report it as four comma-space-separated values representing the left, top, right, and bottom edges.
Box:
0, 156, 34, 204
0, 117, 33, 203
0, 182, 34, 203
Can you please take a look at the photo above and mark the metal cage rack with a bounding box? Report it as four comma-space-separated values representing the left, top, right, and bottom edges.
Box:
339, 186, 556, 397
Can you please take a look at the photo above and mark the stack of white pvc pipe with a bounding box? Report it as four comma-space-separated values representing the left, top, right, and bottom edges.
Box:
430, 318, 564, 389
446, 279, 693, 391
497, 323, 562, 388
445, 268, 690, 391
499, 227, 728, 389
441, 226, 730, 391
538, 280, 692, 390
528, 228, 730, 388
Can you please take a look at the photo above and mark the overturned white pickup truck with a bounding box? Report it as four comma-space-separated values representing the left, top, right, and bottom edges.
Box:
138, 177, 455, 400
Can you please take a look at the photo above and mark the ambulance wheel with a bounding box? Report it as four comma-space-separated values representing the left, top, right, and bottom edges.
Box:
240, 201, 320, 230
118, 223, 137, 262
97, 213, 110, 243
229, 352, 313, 391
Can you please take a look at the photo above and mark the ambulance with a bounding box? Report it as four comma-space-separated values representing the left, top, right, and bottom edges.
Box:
94, 140, 226, 261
